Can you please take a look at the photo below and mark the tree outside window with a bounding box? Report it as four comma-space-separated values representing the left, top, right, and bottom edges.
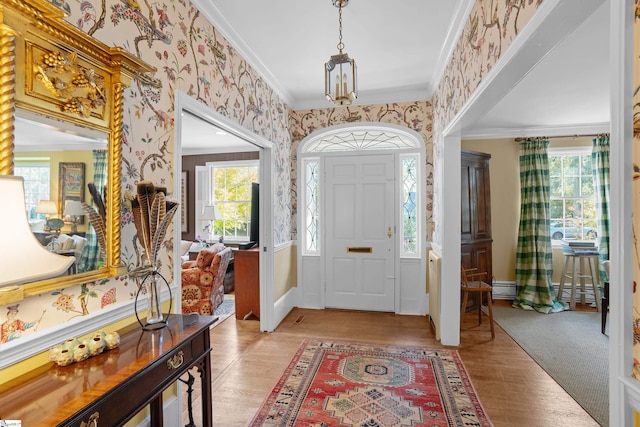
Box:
210, 162, 258, 242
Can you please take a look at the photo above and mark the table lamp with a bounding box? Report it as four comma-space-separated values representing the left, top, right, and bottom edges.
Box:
63, 200, 85, 233
36, 200, 61, 232
36, 199, 58, 219
201, 205, 223, 242
0, 176, 74, 287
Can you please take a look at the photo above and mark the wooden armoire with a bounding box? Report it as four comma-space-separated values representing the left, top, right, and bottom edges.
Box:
461, 150, 493, 282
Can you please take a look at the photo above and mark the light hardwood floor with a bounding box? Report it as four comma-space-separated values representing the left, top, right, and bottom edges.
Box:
184, 300, 600, 427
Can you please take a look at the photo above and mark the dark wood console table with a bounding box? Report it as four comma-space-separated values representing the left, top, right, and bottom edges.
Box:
0, 314, 215, 426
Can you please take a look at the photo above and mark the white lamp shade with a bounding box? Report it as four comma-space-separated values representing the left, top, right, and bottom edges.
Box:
0, 176, 74, 287
63, 200, 85, 216
201, 205, 223, 221
35, 200, 58, 215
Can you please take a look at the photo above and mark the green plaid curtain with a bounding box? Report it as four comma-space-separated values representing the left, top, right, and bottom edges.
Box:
78, 150, 107, 272
592, 135, 610, 280
513, 139, 568, 313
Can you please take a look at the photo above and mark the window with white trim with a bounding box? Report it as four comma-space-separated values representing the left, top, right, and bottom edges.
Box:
208, 160, 259, 242
548, 147, 597, 241
15, 158, 51, 221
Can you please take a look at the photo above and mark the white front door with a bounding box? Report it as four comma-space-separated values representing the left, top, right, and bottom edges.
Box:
325, 154, 395, 311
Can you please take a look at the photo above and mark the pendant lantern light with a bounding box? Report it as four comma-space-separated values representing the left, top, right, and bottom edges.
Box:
324, 0, 357, 106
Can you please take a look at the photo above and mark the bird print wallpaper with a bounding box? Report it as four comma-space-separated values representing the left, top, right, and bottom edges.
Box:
21, 1, 640, 387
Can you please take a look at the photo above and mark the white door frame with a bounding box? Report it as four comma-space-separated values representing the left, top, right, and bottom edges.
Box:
436, 0, 631, 424
297, 123, 426, 314
174, 91, 275, 333
610, 0, 634, 424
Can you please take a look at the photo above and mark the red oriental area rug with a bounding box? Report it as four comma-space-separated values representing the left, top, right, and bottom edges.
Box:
250, 339, 493, 427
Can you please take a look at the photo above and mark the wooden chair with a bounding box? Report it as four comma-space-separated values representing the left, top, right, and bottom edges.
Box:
460, 267, 495, 339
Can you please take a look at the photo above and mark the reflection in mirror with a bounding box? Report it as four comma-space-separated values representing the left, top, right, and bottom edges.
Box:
0, 175, 75, 287
14, 110, 108, 279
0, 0, 151, 301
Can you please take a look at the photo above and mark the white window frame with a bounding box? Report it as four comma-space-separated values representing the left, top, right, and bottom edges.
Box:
399, 153, 421, 258
301, 157, 320, 256
15, 157, 51, 222
547, 146, 596, 246
205, 159, 259, 243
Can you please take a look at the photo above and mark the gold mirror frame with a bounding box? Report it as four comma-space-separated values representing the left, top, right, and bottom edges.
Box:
0, 0, 153, 304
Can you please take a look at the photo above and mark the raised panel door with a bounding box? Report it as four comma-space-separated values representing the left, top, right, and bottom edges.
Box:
325, 154, 395, 312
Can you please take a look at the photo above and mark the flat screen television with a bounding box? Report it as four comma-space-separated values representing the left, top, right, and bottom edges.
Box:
248, 182, 259, 248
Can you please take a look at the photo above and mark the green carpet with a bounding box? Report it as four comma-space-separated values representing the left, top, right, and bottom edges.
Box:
493, 306, 608, 426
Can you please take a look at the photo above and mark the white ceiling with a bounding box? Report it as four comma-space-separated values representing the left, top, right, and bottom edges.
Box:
193, 0, 610, 139
181, 111, 259, 155
463, 1, 610, 139
194, 0, 471, 110
14, 115, 107, 152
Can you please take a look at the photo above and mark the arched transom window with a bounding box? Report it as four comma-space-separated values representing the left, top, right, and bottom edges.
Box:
302, 129, 420, 153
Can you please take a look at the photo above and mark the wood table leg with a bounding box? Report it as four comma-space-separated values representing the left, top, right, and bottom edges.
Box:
200, 353, 213, 427
150, 395, 163, 427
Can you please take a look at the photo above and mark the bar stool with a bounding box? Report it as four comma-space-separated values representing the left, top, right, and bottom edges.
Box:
557, 251, 601, 311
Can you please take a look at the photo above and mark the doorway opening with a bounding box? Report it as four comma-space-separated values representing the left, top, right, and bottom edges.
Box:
173, 91, 275, 332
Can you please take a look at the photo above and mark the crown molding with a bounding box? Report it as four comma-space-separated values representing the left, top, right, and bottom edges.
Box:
462, 122, 611, 140
186, 0, 442, 112
190, 0, 295, 106
292, 85, 431, 111
429, 0, 475, 94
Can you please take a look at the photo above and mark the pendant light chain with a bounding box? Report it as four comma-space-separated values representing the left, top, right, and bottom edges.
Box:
337, 2, 344, 52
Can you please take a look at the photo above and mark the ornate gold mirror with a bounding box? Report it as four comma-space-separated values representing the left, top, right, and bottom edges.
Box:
0, 0, 153, 304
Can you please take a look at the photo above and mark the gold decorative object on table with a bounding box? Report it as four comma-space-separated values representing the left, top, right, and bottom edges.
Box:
129, 181, 179, 329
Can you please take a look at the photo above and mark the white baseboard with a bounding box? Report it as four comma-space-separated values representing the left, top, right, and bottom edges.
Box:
492, 281, 599, 304
492, 281, 516, 300
0, 284, 177, 368
274, 286, 298, 326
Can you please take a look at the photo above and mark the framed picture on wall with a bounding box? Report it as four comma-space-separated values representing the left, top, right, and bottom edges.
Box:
59, 162, 85, 225
181, 171, 188, 232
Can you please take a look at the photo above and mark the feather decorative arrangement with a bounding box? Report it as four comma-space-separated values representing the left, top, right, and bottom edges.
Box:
151, 204, 178, 266
82, 181, 108, 260
131, 180, 179, 268
136, 181, 155, 259
81, 202, 106, 260
88, 182, 106, 225
149, 191, 165, 246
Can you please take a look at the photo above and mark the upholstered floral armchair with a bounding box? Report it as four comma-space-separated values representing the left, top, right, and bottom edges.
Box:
181, 243, 232, 315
